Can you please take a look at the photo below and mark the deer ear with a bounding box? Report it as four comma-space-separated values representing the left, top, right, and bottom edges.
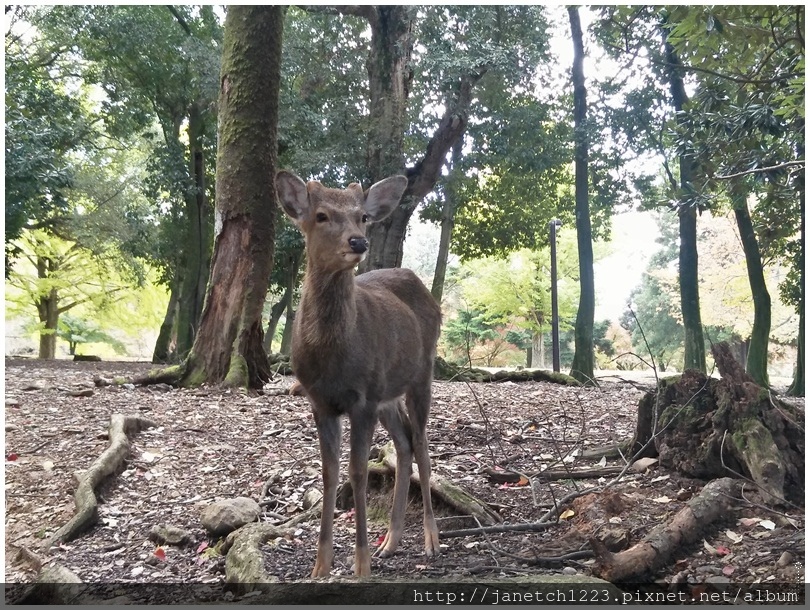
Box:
363, 175, 408, 222
276, 171, 309, 222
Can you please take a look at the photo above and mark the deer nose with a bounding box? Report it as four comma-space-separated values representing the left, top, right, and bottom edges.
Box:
348, 236, 368, 254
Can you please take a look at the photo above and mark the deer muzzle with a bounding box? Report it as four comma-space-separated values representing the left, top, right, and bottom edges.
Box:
348, 236, 369, 254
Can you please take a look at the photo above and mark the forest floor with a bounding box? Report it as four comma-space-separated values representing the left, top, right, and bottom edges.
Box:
4, 358, 805, 603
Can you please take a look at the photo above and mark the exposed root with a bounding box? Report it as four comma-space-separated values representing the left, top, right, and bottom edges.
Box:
45, 414, 156, 548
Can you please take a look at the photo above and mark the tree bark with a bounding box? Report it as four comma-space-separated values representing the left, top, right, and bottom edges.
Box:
731, 190, 771, 387
179, 5, 283, 389
663, 35, 706, 373
567, 7, 596, 386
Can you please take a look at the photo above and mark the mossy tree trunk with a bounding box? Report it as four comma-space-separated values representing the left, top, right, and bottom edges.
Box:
731, 189, 771, 387
567, 6, 596, 386
179, 5, 283, 389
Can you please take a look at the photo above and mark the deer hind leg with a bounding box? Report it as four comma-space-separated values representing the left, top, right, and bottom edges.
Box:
406, 384, 440, 557
311, 410, 342, 577
376, 399, 413, 558
348, 403, 378, 576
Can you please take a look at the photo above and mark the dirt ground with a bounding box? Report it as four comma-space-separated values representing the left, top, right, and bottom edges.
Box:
4, 358, 805, 601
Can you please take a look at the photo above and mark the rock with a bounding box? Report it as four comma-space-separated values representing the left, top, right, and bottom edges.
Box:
149, 524, 193, 546
5, 398, 21, 407
302, 487, 323, 510
68, 389, 94, 398
630, 457, 659, 473
201, 497, 261, 537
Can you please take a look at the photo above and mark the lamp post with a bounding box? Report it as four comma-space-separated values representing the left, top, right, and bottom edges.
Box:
550, 219, 562, 373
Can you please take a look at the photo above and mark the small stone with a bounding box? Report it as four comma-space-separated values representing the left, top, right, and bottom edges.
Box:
149, 524, 193, 546
561, 566, 578, 575
68, 389, 94, 398
5, 398, 21, 408
777, 551, 794, 567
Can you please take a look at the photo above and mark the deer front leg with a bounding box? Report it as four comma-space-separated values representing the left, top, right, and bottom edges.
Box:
312, 412, 342, 577
348, 406, 377, 576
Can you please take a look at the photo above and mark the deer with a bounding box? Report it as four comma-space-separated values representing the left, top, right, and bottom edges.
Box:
275, 170, 442, 577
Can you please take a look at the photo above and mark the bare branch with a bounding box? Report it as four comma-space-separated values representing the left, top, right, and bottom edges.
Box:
716, 160, 805, 181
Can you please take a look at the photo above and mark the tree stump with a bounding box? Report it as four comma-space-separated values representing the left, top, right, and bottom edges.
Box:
633, 342, 804, 505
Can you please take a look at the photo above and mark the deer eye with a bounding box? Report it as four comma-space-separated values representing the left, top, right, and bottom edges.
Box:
316, 212, 329, 223
361, 214, 369, 223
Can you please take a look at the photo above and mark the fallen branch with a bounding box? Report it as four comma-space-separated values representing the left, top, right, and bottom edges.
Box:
45, 414, 156, 548
590, 476, 742, 581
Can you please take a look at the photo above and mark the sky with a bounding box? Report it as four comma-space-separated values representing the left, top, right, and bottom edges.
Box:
404, 5, 661, 324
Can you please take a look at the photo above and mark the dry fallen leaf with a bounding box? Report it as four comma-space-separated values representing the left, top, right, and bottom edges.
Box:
725, 529, 743, 544
652, 495, 672, 504
759, 519, 776, 531
559, 509, 575, 520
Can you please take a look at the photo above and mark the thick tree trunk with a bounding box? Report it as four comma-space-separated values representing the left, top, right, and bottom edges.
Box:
732, 191, 771, 387
180, 5, 283, 389
567, 7, 596, 386
664, 36, 706, 373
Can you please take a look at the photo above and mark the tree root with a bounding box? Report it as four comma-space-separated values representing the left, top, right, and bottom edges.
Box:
45, 413, 156, 549
590, 476, 742, 581
369, 441, 501, 526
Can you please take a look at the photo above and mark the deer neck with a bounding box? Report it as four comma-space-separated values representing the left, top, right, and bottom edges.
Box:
298, 265, 357, 349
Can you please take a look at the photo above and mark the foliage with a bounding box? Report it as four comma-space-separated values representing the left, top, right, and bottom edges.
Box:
4, 7, 98, 271
57, 314, 127, 355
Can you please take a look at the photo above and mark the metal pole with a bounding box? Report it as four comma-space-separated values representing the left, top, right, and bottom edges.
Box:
550, 219, 562, 373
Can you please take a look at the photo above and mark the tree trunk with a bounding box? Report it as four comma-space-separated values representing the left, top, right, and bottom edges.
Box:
36, 257, 59, 359
264, 292, 289, 353
787, 131, 804, 396
567, 7, 596, 386
532, 331, 545, 370
732, 191, 771, 387
175, 104, 212, 358
152, 269, 180, 363
179, 5, 283, 389
788, 310, 804, 396
263, 248, 301, 353
431, 141, 462, 304
664, 35, 706, 373
356, 6, 413, 272
280, 309, 294, 356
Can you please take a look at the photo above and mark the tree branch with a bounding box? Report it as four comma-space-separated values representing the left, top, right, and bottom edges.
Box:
167, 6, 192, 36
716, 160, 805, 180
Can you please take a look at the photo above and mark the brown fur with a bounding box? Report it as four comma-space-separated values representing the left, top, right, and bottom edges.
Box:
276, 171, 442, 577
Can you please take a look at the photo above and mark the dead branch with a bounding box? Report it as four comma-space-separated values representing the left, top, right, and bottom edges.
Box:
590, 477, 742, 581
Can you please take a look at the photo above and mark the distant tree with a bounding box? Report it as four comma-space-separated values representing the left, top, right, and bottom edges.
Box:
567, 6, 597, 385
57, 314, 127, 356
6, 230, 137, 358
